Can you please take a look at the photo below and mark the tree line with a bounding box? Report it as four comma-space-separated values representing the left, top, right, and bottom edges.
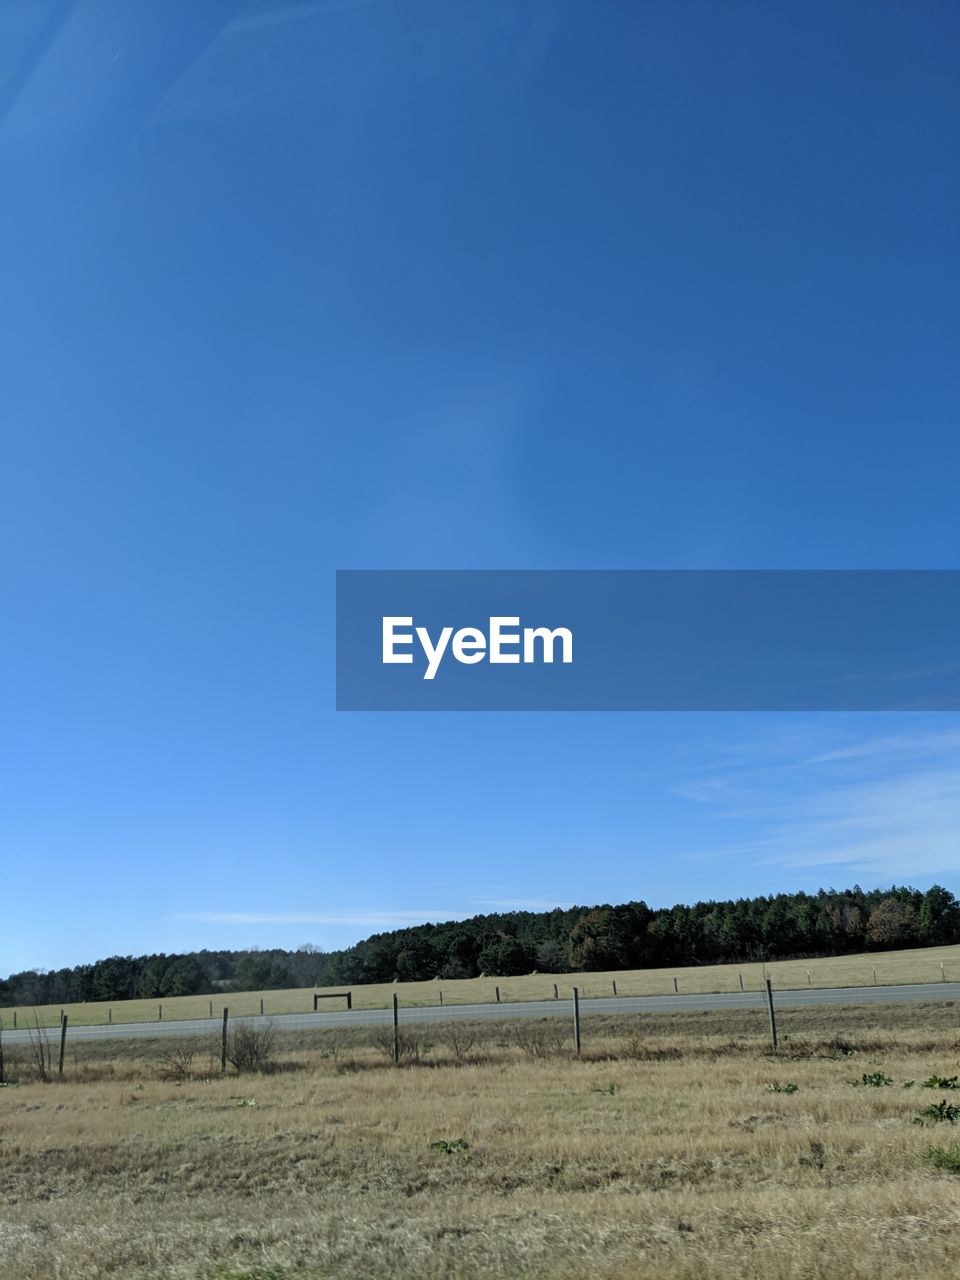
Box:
2, 883, 958, 1007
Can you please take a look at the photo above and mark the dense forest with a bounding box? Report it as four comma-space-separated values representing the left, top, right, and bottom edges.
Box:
3, 883, 958, 1007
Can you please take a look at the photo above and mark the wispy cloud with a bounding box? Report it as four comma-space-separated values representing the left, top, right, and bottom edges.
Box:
674, 719, 960, 881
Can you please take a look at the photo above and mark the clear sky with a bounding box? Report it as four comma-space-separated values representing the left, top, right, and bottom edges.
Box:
2, 0, 958, 974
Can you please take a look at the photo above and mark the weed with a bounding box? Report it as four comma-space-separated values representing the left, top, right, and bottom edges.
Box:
767, 1082, 798, 1094
851, 1071, 892, 1087
925, 1144, 960, 1173
430, 1138, 470, 1153
921, 1075, 959, 1090
913, 1101, 960, 1126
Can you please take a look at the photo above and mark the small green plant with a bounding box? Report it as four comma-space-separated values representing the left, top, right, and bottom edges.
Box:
925, 1144, 960, 1173
851, 1071, 892, 1087
913, 1101, 960, 1126
767, 1081, 798, 1094
922, 1075, 959, 1090
430, 1138, 470, 1153
591, 1083, 618, 1095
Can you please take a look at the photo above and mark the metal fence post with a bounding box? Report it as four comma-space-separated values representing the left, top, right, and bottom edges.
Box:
764, 979, 778, 1051
58, 1015, 68, 1077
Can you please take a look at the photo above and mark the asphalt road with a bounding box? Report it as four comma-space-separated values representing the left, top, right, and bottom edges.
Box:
4, 981, 959, 1047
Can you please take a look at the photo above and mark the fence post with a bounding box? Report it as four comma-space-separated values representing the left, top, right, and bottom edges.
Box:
347, 992, 352, 1010
572, 986, 581, 1054
764, 979, 778, 1051
108, 1008, 112, 1024
392, 993, 400, 1066
495, 986, 500, 1003
673, 977, 678, 993
611, 979, 617, 995
439, 990, 443, 1005
738, 972, 744, 991
872, 968, 877, 986
209, 1000, 213, 1018
260, 998, 264, 1016
806, 970, 811, 986
313, 993, 319, 1012
553, 983, 558, 999
941, 963, 946, 982
12, 1011, 15, 1029
58, 1015, 68, 1077
158, 1005, 162, 1021
221, 1008, 229, 1073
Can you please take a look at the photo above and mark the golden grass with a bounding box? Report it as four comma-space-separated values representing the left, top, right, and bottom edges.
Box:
4, 1003, 960, 1278
5, 941, 960, 1031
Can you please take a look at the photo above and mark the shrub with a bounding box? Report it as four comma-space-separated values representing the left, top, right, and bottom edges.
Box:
511, 1021, 568, 1059
370, 1028, 428, 1064
157, 1039, 197, 1080
767, 1081, 799, 1094
434, 1022, 479, 1063
227, 1022, 276, 1074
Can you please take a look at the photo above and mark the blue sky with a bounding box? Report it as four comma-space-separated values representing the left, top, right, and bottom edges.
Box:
1, 0, 958, 973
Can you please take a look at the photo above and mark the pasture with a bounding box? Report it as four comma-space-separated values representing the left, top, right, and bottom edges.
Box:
4, 1002, 960, 1278
5, 941, 960, 1030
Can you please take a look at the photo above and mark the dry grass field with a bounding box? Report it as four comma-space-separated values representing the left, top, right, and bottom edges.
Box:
5, 941, 960, 1030
5, 1002, 960, 1279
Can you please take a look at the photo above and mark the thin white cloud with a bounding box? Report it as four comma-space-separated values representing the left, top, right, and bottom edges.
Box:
674, 720, 960, 882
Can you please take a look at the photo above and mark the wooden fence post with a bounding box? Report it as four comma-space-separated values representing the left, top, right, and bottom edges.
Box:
346, 992, 352, 1010
209, 1000, 213, 1018
738, 972, 744, 991
221, 1008, 229, 1073
495, 986, 501, 1003
12, 1011, 15, 1029
673, 977, 678, 993
553, 983, 558, 999
764, 979, 778, 1051
611, 979, 617, 995
158, 1004, 162, 1021
392, 993, 400, 1066
439, 990, 443, 1005
108, 1008, 112, 1024
260, 998, 264, 1016
58, 1015, 68, 1077
872, 968, 877, 985
941, 963, 946, 982
572, 986, 581, 1055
